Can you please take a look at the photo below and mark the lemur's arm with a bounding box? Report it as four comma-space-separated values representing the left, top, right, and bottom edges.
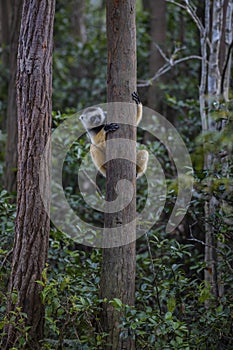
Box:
90, 123, 119, 177
90, 123, 119, 146
104, 123, 119, 133
132, 91, 143, 125
90, 93, 146, 178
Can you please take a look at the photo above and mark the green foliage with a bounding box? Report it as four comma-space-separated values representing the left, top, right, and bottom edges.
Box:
0, 190, 15, 299
0, 125, 6, 167
0, 302, 30, 350
53, 1, 107, 112
135, 231, 233, 349
0, 185, 233, 348
39, 230, 106, 349
0, 58, 8, 129
1, 1, 233, 349
0, 192, 28, 349
136, 10, 151, 81
37, 227, 232, 349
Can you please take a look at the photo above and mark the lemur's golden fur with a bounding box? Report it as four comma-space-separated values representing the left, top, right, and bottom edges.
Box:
79, 92, 148, 178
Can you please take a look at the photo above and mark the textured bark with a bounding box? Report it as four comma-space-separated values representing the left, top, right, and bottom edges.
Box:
204, 0, 223, 300
2, 0, 55, 348
220, 0, 232, 98
100, 0, 137, 349
4, 0, 23, 194
201, 0, 232, 301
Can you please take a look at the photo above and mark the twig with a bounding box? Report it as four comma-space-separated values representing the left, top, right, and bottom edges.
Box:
167, 0, 211, 47
138, 55, 202, 87
0, 249, 13, 270
82, 170, 103, 198
145, 232, 162, 315
188, 224, 233, 273
153, 42, 170, 63
166, 0, 186, 10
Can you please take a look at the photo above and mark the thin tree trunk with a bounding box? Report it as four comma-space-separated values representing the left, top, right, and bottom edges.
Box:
204, 0, 223, 301
0, 0, 10, 67
4, 0, 23, 194
221, 0, 233, 99
203, 0, 232, 301
100, 0, 137, 349
2, 0, 55, 348
0, 0, 11, 132
144, 0, 167, 115
69, 0, 86, 43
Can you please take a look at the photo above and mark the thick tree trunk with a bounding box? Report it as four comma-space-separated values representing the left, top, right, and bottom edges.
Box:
4, 0, 23, 194
100, 0, 137, 349
2, 0, 55, 349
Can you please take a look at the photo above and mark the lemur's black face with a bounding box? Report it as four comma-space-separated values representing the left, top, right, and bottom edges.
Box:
79, 107, 105, 129
90, 114, 102, 126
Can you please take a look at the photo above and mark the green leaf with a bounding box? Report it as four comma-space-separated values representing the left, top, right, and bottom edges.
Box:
165, 312, 173, 320
167, 296, 176, 313
111, 298, 123, 309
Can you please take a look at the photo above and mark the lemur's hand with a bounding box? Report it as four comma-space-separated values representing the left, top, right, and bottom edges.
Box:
132, 91, 141, 105
104, 123, 119, 133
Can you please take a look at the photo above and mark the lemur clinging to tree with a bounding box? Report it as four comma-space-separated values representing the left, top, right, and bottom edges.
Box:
79, 92, 148, 178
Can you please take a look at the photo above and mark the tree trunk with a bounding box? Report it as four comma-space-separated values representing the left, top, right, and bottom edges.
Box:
4, 0, 23, 194
69, 0, 86, 43
144, 0, 167, 115
200, 0, 233, 301
0, 0, 10, 68
100, 0, 137, 349
0, 0, 11, 132
2, 0, 55, 348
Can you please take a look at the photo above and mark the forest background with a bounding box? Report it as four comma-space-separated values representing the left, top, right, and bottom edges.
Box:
0, 0, 233, 349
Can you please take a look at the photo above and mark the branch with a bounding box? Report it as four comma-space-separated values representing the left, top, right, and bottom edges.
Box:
188, 224, 233, 273
82, 170, 103, 198
145, 233, 162, 315
221, 39, 233, 94
153, 42, 171, 63
138, 54, 202, 87
166, 0, 186, 10
0, 249, 13, 271
199, 34, 208, 131
167, 0, 211, 47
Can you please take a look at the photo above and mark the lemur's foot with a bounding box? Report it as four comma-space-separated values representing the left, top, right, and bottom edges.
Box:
132, 91, 141, 105
104, 123, 119, 133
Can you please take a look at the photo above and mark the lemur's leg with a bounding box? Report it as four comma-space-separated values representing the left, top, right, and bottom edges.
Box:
91, 145, 149, 178
136, 150, 149, 178
132, 91, 143, 125
132, 92, 148, 177
90, 144, 107, 177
